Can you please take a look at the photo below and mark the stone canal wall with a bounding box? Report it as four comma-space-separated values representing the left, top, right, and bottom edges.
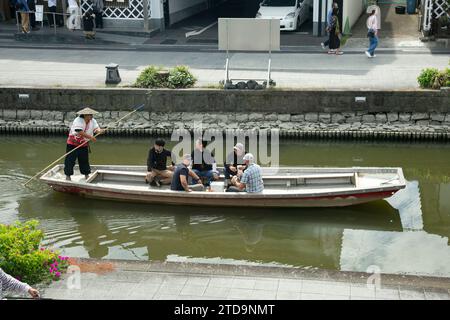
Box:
0, 87, 449, 141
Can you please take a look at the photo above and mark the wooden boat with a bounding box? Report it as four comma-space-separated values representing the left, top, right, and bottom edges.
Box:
40, 165, 406, 208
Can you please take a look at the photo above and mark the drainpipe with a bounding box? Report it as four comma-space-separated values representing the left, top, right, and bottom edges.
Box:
143, 0, 149, 31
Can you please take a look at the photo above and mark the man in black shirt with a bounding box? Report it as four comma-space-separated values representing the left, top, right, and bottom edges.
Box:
145, 139, 176, 186
191, 139, 219, 187
224, 142, 246, 181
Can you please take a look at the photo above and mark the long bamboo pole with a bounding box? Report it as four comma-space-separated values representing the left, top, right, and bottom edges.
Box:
23, 104, 145, 187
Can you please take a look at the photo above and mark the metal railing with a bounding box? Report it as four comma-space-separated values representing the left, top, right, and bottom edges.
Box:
15, 10, 72, 35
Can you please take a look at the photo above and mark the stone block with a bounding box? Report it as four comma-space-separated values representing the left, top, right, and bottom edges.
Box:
168, 113, 182, 121
375, 113, 388, 123
318, 113, 331, 123
362, 114, 376, 123
387, 112, 399, 122
278, 114, 291, 122
430, 113, 445, 122
331, 114, 345, 123
53, 111, 64, 122
342, 112, 356, 118
346, 116, 362, 123
249, 113, 264, 121
416, 120, 430, 126
30, 110, 43, 120
399, 113, 411, 122
291, 114, 305, 122
235, 114, 249, 122
3, 109, 17, 120
17, 110, 31, 120
264, 113, 278, 121
445, 114, 450, 122
305, 113, 318, 122
411, 113, 429, 121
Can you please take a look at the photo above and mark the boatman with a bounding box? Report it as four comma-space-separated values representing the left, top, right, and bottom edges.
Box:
64, 107, 105, 181
227, 153, 264, 193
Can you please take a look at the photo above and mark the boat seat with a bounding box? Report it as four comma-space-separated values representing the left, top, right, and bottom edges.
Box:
263, 172, 357, 187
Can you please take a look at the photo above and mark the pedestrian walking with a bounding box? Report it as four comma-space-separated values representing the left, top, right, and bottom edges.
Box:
15, 0, 30, 33
27, 0, 39, 31
92, 0, 104, 29
328, 7, 343, 55
321, 2, 338, 51
66, 0, 81, 30
365, 9, 378, 58
82, 9, 95, 39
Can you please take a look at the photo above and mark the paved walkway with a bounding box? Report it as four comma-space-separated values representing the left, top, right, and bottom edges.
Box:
23, 259, 450, 300
1, 46, 449, 90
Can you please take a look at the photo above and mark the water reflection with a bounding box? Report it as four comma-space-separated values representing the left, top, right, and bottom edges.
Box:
17, 191, 402, 269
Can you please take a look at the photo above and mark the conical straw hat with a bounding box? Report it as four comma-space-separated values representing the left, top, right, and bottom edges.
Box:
76, 107, 99, 115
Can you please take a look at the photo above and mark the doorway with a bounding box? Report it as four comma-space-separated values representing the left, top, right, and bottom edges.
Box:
163, 0, 170, 28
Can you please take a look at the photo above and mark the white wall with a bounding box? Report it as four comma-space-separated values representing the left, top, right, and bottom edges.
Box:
342, 0, 364, 32
151, 0, 164, 19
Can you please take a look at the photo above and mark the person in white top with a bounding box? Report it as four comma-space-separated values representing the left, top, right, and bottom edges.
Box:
365, 9, 378, 58
0, 267, 39, 299
67, 0, 81, 30
64, 107, 105, 181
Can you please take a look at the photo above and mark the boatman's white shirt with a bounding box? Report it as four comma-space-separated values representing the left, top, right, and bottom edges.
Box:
67, 117, 99, 146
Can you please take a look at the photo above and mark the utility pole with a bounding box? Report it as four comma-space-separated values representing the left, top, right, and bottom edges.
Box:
143, 0, 149, 31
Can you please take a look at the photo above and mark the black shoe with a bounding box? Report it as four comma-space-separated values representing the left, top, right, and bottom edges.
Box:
32, 27, 40, 31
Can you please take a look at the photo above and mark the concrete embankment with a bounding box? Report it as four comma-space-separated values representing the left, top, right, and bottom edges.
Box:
1, 87, 449, 141
33, 258, 450, 300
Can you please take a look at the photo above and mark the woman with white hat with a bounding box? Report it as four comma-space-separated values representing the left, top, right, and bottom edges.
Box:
64, 107, 104, 181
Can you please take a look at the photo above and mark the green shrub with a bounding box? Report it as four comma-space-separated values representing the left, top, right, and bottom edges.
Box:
0, 220, 69, 285
445, 68, 450, 87
432, 69, 449, 89
134, 66, 167, 88
417, 68, 439, 89
168, 65, 197, 89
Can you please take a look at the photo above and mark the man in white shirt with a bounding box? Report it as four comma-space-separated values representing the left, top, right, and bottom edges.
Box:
64, 107, 105, 181
365, 9, 378, 58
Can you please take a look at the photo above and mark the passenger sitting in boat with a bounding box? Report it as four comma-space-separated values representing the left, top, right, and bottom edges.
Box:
227, 153, 264, 193
171, 154, 205, 192
224, 142, 247, 183
145, 138, 176, 187
191, 139, 219, 187
64, 107, 105, 181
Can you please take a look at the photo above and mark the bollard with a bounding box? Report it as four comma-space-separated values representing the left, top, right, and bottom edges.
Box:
105, 63, 121, 84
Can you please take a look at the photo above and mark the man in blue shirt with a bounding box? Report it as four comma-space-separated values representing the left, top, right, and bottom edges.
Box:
227, 153, 264, 193
321, 2, 338, 51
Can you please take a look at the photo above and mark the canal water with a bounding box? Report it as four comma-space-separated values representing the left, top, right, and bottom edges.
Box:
1, 136, 449, 277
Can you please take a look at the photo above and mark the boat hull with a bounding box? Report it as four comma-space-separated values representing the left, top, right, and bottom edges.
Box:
41, 165, 406, 208
49, 184, 399, 208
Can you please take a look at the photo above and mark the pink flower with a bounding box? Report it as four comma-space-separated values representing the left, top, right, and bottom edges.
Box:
40, 248, 45, 251
55, 272, 61, 277
49, 268, 53, 273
